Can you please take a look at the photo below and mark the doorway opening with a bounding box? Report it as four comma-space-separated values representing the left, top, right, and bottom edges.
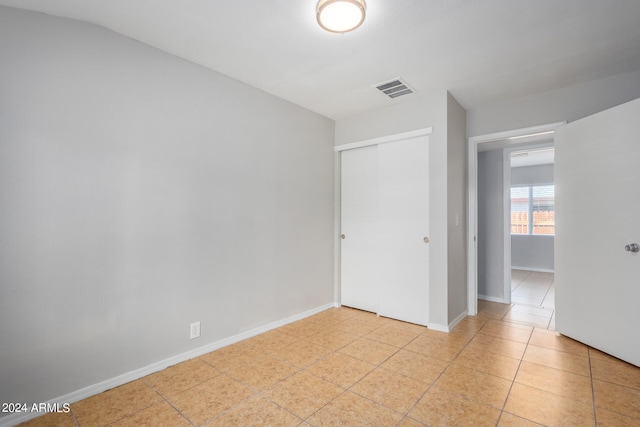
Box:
467, 122, 565, 328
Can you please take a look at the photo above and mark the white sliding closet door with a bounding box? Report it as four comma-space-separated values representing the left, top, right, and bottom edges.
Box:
340, 135, 429, 325
377, 137, 429, 325
340, 145, 379, 313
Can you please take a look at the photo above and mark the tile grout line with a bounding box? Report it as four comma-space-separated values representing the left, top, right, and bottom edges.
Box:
398, 319, 489, 426
300, 319, 410, 425
495, 325, 535, 427
587, 348, 598, 426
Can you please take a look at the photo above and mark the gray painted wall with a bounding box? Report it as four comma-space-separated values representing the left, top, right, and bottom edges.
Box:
511, 164, 554, 186
511, 164, 555, 271
335, 90, 467, 329
0, 6, 335, 410
467, 70, 640, 137
477, 150, 505, 300
512, 236, 554, 271
446, 94, 468, 323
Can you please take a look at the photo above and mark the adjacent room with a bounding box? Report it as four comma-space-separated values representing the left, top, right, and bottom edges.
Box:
1, 1, 640, 426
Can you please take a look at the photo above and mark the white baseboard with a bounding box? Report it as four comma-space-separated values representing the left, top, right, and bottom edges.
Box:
448, 310, 468, 331
0, 303, 335, 427
427, 322, 450, 332
478, 294, 508, 304
512, 266, 554, 273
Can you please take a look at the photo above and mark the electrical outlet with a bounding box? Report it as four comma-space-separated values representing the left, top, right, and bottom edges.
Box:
190, 321, 201, 339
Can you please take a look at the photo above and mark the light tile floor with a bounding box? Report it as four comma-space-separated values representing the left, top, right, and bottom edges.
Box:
485, 270, 556, 330
19, 305, 640, 427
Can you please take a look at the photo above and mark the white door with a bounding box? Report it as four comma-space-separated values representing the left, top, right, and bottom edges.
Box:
377, 138, 430, 325
555, 97, 640, 366
340, 145, 379, 313
340, 136, 430, 325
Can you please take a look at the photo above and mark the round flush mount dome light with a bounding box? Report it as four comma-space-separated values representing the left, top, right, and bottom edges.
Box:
317, 0, 366, 33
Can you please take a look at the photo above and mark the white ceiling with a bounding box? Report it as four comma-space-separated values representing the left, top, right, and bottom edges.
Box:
1, 0, 640, 119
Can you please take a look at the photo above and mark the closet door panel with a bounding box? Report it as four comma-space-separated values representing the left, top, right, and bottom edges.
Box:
340, 145, 379, 313
377, 136, 430, 325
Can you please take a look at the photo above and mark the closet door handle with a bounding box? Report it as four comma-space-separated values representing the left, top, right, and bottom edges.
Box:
423, 237, 429, 243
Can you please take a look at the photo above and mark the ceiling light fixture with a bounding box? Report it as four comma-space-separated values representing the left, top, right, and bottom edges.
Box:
317, 0, 366, 33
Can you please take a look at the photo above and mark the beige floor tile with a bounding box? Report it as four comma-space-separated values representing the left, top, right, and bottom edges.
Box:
263, 371, 343, 418
509, 305, 554, 317
167, 374, 254, 425
338, 337, 399, 365
71, 380, 161, 427
434, 364, 512, 409
144, 358, 219, 397
269, 340, 332, 368
305, 352, 376, 388
452, 316, 488, 334
404, 334, 467, 362
244, 330, 301, 354
306, 391, 402, 427
421, 328, 471, 345
498, 412, 544, 426
596, 407, 640, 426
351, 367, 430, 413
502, 311, 551, 329
364, 324, 420, 348
16, 411, 76, 427
304, 330, 359, 351
523, 345, 590, 377
227, 355, 298, 390
593, 379, 640, 419
383, 318, 428, 335
528, 331, 588, 357
397, 416, 426, 427
381, 349, 448, 384
108, 401, 191, 427
277, 319, 326, 338
514, 361, 593, 404
333, 318, 381, 336
200, 340, 266, 371
589, 348, 624, 364
478, 301, 514, 318
311, 307, 360, 323
504, 383, 595, 427
511, 295, 545, 307
204, 395, 301, 427
466, 333, 528, 359
479, 320, 533, 343
590, 356, 640, 390
409, 386, 501, 426
453, 346, 521, 380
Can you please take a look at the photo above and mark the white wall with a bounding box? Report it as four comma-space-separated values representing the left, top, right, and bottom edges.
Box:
477, 150, 505, 300
0, 6, 335, 412
335, 90, 466, 330
511, 164, 555, 271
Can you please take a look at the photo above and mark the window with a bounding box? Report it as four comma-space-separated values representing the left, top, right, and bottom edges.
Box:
510, 185, 554, 235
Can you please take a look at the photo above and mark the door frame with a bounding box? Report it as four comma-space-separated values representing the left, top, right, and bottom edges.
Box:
333, 127, 433, 307
467, 122, 565, 315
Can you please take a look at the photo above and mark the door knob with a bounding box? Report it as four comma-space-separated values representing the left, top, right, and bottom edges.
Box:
341, 234, 346, 240
423, 237, 429, 243
625, 243, 639, 253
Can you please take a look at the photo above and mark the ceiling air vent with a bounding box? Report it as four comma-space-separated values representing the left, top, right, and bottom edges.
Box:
374, 78, 416, 99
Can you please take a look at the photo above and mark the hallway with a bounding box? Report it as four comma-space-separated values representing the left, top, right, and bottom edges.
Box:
479, 270, 555, 329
